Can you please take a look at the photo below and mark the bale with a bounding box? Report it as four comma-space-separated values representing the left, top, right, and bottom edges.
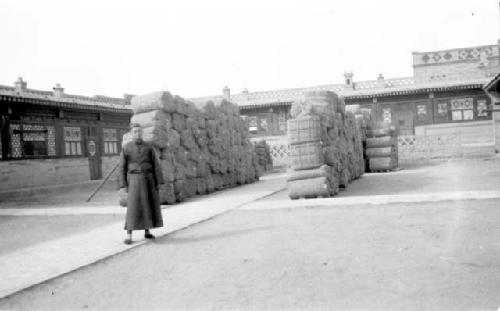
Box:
172, 113, 187, 132
288, 177, 331, 199
166, 129, 181, 149
366, 136, 397, 148
159, 183, 176, 204
121, 131, 132, 147
369, 157, 397, 171
130, 110, 171, 129
287, 114, 321, 145
366, 147, 395, 158
180, 129, 196, 150
160, 159, 175, 182
131, 91, 176, 114
289, 141, 324, 171
195, 178, 207, 195
287, 165, 332, 182
142, 126, 168, 149
174, 179, 188, 202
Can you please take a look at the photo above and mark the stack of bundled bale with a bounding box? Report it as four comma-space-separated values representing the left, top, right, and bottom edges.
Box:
365, 122, 399, 172
287, 91, 365, 199
121, 91, 259, 206
253, 139, 273, 175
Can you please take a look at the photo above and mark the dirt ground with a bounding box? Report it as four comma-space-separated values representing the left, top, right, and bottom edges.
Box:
1, 157, 500, 310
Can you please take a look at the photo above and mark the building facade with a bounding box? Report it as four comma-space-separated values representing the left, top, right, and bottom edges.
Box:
0, 78, 132, 192
190, 43, 499, 166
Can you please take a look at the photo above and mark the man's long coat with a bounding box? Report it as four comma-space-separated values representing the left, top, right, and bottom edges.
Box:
119, 140, 164, 230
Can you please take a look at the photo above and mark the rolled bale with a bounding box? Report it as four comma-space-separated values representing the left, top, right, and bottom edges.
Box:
288, 177, 331, 199
174, 96, 188, 115
174, 179, 188, 202
159, 183, 176, 205
121, 131, 132, 147
180, 129, 196, 150
369, 157, 397, 171
130, 110, 172, 129
185, 160, 198, 179
287, 164, 332, 182
206, 174, 215, 193
160, 159, 175, 183
195, 178, 207, 195
174, 146, 189, 165
203, 101, 217, 120
366, 136, 397, 148
185, 178, 197, 197
289, 141, 324, 171
142, 125, 169, 149
287, 114, 321, 145
172, 113, 187, 132
165, 129, 180, 149
131, 91, 177, 114
303, 91, 338, 127
366, 147, 396, 158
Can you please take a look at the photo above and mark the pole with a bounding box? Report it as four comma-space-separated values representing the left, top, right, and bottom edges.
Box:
86, 161, 120, 202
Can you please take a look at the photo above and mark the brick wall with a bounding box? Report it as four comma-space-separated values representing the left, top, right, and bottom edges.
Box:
0, 158, 90, 192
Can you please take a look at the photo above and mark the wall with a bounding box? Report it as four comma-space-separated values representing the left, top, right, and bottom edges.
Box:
0, 158, 90, 192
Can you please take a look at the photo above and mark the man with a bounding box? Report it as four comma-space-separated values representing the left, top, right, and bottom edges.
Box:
119, 123, 164, 244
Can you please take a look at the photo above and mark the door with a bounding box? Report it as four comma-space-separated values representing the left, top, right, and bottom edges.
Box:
395, 111, 414, 136
86, 126, 102, 180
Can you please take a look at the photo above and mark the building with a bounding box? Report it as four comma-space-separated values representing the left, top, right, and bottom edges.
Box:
190, 43, 500, 166
0, 78, 132, 192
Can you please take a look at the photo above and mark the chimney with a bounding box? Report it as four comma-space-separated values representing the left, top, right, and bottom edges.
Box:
53, 83, 65, 98
223, 85, 230, 100
14, 77, 27, 93
376, 73, 386, 88
344, 71, 354, 90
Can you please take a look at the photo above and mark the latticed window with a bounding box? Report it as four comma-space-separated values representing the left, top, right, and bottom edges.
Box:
382, 108, 391, 123
417, 104, 427, 121
437, 103, 448, 119
103, 128, 118, 154
477, 100, 488, 117
8, 124, 56, 158
451, 98, 473, 121
64, 126, 82, 156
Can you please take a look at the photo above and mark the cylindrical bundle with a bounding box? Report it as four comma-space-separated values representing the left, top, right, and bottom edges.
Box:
288, 177, 331, 199
366, 146, 396, 158
131, 91, 176, 114
196, 160, 209, 178
366, 136, 397, 148
303, 91, 339, 122
130, 110, 172, 129
195, 178, 207, 195
174, 146, 189, 165
369, 156, 397, 171
160, 159, 175, 182
180, 129, 196, 150
172, 113, 187, 132
142, 125, 169, 149
164, 129, 180, 149
121, 131, 132, 147
287, 114, 321, 145
174, 163, 187, 181
289, 141, 324, 171
205, 174, 215, 193
287, 165, 332, 182
159, 183, 176, 205
323, 145, 342, 169
174, 96, 188, 115
203, 101, 217, 120
173, 179, 188, 202
185, 160, 197, 179
193, 129, 208, 147
185, 178, 197, 197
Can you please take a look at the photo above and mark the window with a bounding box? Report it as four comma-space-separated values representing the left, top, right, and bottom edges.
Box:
103, 128, 118, 154
259, 116, 268, 131
477, 100, 488, 117
437, 102, 448, 119
7, 124, 56, 158
382, 108, 391, 123
248, 116, 258, 132
64, 126, 82, 156
278, 113, 287, 132
417, 104, 427, 121
450, 98, 473, 121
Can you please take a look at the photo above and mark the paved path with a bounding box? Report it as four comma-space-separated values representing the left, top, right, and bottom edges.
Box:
242, 190, 500, 210
0, 174, 286, 299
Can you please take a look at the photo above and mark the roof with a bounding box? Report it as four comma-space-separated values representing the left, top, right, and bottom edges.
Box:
484, 72, 500, 91
0, 84, 132, 113
189, 77, 489, 108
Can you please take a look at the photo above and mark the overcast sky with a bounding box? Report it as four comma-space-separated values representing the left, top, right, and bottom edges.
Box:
0, 0, 498, 98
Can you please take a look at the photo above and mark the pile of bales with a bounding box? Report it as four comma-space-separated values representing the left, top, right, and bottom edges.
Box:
121, 91, 260, 205
253, 139, 273, 175
365, 122, 399, 172
286, 91, 367, 199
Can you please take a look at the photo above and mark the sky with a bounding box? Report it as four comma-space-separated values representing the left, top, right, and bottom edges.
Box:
0, 0, 498, 98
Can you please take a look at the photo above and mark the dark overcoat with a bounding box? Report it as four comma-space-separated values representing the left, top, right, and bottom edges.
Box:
119, 140, 164, 230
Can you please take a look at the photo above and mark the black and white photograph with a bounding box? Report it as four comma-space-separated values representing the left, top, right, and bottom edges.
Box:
1, 0, 500, 309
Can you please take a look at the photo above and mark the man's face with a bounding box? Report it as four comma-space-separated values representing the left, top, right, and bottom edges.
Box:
131, 126, 143, 141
